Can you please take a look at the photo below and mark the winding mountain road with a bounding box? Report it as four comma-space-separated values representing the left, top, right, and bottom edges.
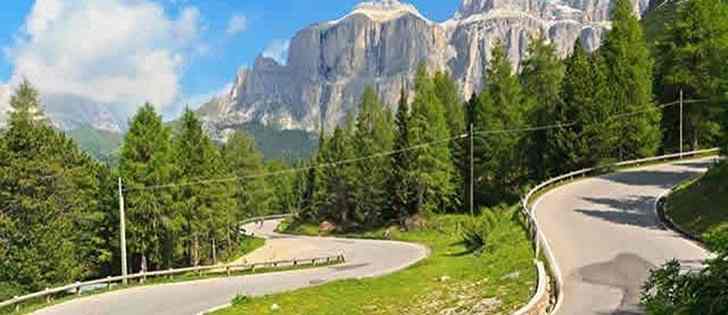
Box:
535, 158, 715, 315
33, 220, 428, 315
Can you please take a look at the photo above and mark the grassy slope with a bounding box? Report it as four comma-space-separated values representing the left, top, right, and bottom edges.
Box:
214, 214, 536, 315
66, 125, 122, 161
666, 164, 728, 237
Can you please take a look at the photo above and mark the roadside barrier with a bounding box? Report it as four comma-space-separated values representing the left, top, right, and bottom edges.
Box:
0, 213, 346, 312
512, 148, 720, 315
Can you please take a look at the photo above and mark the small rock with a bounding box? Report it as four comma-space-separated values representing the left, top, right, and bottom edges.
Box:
270, 303, 280, 311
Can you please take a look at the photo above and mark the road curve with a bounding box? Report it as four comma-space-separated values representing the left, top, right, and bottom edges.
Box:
535, 158, 714, 315
34, 220, 429, 315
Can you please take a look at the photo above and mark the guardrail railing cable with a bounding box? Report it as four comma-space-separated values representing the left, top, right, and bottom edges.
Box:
0, 214, 345, 312
514, 148, 720, 315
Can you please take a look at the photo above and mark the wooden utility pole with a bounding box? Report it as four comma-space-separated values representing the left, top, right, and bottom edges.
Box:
118, 178, 128, 285
680, 89, 684, 159
469, 123, 475, 217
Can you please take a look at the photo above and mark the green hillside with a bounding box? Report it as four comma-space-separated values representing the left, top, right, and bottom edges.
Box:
219, 122, 318, 162
67, 126, 122, 162
666, 162, 728, 237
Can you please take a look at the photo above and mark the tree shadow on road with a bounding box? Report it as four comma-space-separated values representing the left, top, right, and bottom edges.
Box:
575, 195, 663, 230
575, 208, 664, 230
601, 167, 705, 189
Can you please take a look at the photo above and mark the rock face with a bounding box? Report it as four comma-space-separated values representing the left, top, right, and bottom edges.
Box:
201, 0, 651, 137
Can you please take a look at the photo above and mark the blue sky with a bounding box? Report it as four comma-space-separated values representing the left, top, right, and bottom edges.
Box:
0, 1, 457, 118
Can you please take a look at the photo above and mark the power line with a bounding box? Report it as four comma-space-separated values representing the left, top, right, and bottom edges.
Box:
125, 98, 707, 192
126, 133, 470, 192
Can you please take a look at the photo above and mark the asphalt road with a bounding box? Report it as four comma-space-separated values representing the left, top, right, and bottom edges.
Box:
534, 159, 714, 315
34, 220, 428, 315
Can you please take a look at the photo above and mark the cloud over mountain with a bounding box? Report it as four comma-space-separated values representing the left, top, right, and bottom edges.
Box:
1, 0, 204, 116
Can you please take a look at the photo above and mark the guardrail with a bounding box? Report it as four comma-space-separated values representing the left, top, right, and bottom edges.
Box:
0, 213, 329, 312
513, 148, 720, 315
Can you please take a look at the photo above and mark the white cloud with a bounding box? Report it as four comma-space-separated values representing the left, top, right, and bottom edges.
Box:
0, 84, 10, 121
262, 39, 290, 65
1, 0, 205, 114
166, 82, 232, 119
226, 14, 248, 36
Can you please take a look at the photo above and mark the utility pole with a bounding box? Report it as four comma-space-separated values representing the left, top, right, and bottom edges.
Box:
469, 123, 475, 217
680, 89, 684, 159
118, 178, 128, 285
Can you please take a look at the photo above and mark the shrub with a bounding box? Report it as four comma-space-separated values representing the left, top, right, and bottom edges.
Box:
231, 294, 249, 306
460, 205, 513, 255
642, 227, 728, 314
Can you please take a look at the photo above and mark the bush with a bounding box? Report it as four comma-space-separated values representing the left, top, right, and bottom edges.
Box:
231, 294, 249, 306
460, 205, 513, 255
642, 228, 728, 314
0, 281, 24, 302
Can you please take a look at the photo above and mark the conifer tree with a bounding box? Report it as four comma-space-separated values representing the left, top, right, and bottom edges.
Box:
119, 104, 176, 271
319, 125, 357, 225
390, 85, 415, 221
548, 41, 615, 174
353, 87, 395, 226
433, 72, 466, 211
222, 131, 269, 219
0, 82, 106, 297
474, 43, 529, 205
174, 109, 239, 265
408, 64, 457, 213
655, 0, 728, 151
520, 35, 565, 179
265, 160, 298, 214
601, 0, 661, 159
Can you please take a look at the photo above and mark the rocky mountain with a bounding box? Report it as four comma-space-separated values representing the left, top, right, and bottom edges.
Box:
199, 0, 651, 138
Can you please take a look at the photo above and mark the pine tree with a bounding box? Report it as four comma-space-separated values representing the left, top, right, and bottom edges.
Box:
655, 0, 728, 151
548, 41, 616, 174
353, 87, 395, 226
0, 82, 106, 297
520, 35, 565, 180
201, 140, 237, 264
408, 64, 457, 213
601, 0, 661, 160
319, 125, 357, 225
433, 72, 466, 212
265, 160, 298, 214
8, 79, 47, 124
174, 109, 239, 266
474, 43, 528, 205
390, 85, 415, 222
433, 72, 464, 138
222, 131, 269, 219
119, 104, 176, 271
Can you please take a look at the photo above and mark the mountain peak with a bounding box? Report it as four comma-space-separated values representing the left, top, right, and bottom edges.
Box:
329, 0, 431, 25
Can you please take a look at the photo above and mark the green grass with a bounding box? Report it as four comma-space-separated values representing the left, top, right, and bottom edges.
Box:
214, 214, 537, 315
666, 163, 728, 237
226, 236, 266, 263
